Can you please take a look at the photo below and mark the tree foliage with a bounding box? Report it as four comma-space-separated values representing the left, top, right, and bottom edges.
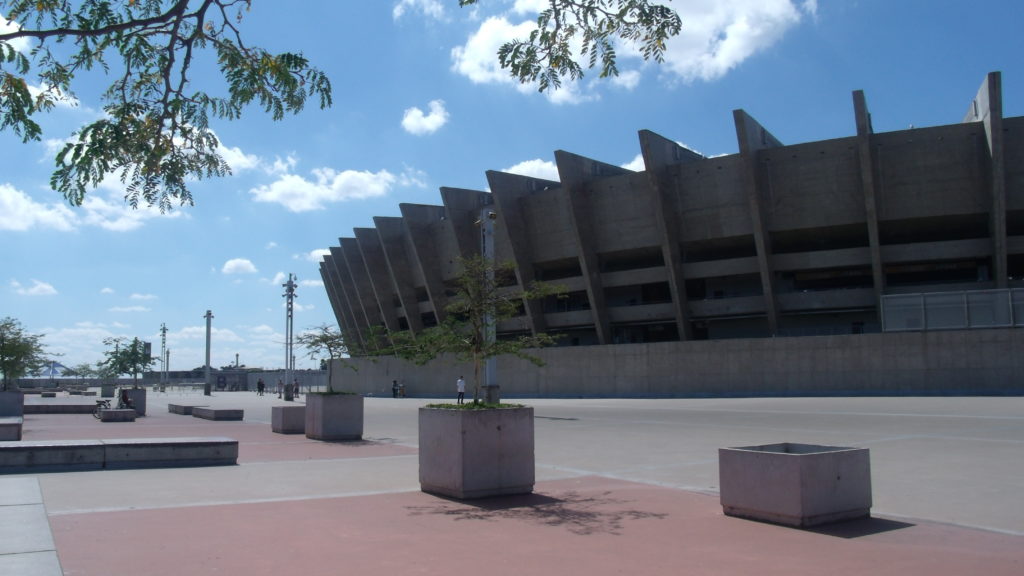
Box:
99, 336, 154, 383
0, 0, 332, 210
388, 256, 564, 403
0, 316, 49, 390
1, 1, 679, 209
461, 0, 681, 92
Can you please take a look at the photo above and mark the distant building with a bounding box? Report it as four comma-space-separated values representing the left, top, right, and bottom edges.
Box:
318, 72, 1023, 397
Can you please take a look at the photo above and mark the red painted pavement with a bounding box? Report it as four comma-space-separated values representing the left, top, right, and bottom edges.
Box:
50, 476, 1022, 576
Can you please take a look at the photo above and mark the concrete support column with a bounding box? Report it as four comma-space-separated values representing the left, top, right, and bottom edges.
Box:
320, 259, 361, 348
639, 129, 701, 341
853, 90, 886, 313
329, 246, 371, 347
488, 171, 561, 335
733, 110, 782, 335
556, 150, 631, 345
964, 71, 1007, 288
354, 228, 401, 334
400, 203, 452, 324
341, 237, 385, 334
374, 217, 425, 335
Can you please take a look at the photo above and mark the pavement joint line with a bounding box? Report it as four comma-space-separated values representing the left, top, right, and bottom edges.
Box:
45, 487, 423, 516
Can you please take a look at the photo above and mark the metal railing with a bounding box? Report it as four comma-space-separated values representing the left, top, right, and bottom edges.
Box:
881, 288, 1024, 332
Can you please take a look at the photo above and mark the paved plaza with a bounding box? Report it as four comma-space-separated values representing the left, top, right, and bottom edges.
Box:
2, 391, 1022, 575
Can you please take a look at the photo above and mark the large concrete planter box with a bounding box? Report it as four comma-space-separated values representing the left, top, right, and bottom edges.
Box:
121, 388, 147, 416
0, 390, 25, 417
272, 405, 305, 434
719, 443, 872, 527
305, 394, 362, 440
419, 406, 534, 499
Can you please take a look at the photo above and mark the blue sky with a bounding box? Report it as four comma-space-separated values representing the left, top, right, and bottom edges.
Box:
2, 0, 1022, 373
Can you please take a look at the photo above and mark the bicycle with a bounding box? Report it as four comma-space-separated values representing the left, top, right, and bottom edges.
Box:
93, 391, 134, 419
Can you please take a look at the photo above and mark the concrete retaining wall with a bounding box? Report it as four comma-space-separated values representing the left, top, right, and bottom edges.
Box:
331, 328, 1024, 398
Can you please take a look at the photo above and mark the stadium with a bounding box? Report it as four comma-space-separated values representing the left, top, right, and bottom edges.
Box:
320, 72, 1023, 398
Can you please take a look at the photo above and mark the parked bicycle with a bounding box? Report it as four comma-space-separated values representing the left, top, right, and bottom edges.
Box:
93, 389, 134, 419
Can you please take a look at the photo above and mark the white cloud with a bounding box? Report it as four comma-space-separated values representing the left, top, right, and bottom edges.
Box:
109, 305, 149, 313
270, 272, 289, 286
11, 279, 58, 296
401, 100, 450, 135
222, 258, 258, 274
300, 279, 324, 289
503, 159, 560, 182
130, 293, 158, 301
621, 154, 646, 172
79, 183, 188, 231
218, 143, 261, 173
655, 0, 807, 83
393, 0, 445, 20
300, 249, 331, 263
250, 168, 397, 213
265, 241, 278, 250
0, 184, 77, 231
452, 1, 812, 96
100, 287, 115, 294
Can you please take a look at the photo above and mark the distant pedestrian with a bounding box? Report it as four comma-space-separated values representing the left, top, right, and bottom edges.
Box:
392, 380, 399, 399
456, 376, 465, 405
293, 378, 300, 398
257, 378, 265, 396
277, 378, 283, 398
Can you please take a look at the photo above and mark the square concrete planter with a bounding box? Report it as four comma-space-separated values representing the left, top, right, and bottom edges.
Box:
419, 405, 534, 499
305, 393, 362, 441
719, 443, 872, 527
272, 405, 306, 434
121, 388, 147, 416
0, 390, 25, 417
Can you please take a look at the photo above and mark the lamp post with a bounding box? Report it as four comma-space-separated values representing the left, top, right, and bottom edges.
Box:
480, 206, 499, 403
203, 310, 213, 396
282, 274, 297, 401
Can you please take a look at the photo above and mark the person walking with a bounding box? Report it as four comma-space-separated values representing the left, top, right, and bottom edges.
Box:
256, 378, 265, 396
392, 380, 400, 399
456, 375, 466, 405
276, 378, 284, 398
292, 378, 300, 398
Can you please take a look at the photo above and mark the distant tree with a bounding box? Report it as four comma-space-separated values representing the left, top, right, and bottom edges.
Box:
99, 337, 155, 385
388, 255, 564, 404
0, 316, 48, 390
296, 323, 359, 391
64, 362, 99, 381
1, 1, 679, 209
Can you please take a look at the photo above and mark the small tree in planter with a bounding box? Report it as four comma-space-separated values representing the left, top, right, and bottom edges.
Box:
296, 324, 365, 440
100, 337, 155, 415
387, 255, 563, 498
391, 255, 562, 404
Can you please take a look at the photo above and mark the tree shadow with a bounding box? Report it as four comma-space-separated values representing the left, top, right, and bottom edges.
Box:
406, 490, 668, 536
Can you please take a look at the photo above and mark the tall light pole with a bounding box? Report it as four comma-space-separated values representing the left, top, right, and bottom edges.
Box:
203, 310, 213, 396
480, 206, 498, 402
283, 274, 297, 397
159, 323, 168, 385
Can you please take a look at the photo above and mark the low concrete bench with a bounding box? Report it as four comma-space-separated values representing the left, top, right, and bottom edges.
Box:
192, 408, 243, 421
272, 405, 305, 434
100, 409, 136, 422
23, 404, 94, 415
168, 404, 207, 415
0, 437, 238, 473
0, 416, 23, 441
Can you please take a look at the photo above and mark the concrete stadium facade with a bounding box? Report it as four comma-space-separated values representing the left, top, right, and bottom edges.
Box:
321, 72, 1024, 397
